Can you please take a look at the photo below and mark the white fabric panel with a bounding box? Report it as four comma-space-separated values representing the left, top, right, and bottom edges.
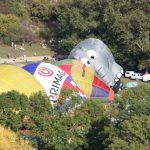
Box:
33, 62, 68, 103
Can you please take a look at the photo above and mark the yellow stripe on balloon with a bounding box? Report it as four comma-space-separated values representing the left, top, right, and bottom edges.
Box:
71, 60, 94, 97
0, 64, 44, 96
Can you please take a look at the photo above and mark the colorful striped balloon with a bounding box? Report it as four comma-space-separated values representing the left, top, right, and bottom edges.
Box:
23, 62, 87, 106
54, 59, 114, 101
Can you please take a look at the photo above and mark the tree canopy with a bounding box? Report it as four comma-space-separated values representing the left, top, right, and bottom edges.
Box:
0, 0, 149, 70
52, 0, 150, 70
0, 85, 150, 149
0, 13, 22, 43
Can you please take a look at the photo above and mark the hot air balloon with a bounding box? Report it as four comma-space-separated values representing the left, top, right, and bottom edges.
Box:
0, 64, 44, 96
69, 38, 123, 91
54, 59, 114, 101
23, 62, 87, 106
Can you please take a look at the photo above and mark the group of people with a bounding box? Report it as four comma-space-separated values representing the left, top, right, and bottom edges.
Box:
20, 54, 27, 60
40, 40, 47, 49
11, 42, 25, 51
11, 42, 17, 49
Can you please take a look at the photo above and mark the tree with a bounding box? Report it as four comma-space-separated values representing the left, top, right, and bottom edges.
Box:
51, 0, 150, 70
30, 0, 52, 21
102, 0, 150, 70
101, 115, 150, 150
85, 85, 150, 150
0, 91, 30, 130
138, 59, 150, 73
0, 13, 22, 43
30, 93, 105, 150
116, 85, 150, 116
51, 0, 100, 52
0, 125, 35, 150
5, 0, 31, 17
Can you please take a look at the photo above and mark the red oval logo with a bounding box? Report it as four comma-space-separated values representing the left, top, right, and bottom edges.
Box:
38, 67, 54, 77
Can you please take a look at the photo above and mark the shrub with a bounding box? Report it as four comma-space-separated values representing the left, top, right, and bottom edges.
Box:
0, 125, 35, 150
0, 13, 22, 44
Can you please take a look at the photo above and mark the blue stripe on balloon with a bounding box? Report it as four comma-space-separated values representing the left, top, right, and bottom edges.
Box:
23, 63, 40, 75
91, 86, 109, 97
66, 76, 72, 82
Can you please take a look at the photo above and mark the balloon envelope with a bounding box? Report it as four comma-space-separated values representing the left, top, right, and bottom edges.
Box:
69, 38, 123, 89
23, 62, 87, 105
54, 59, 114, 101
0, 64, 44, 96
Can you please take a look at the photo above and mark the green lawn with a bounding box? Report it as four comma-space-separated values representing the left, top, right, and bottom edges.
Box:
121, 77, 150, 87
0, 44, 54, 58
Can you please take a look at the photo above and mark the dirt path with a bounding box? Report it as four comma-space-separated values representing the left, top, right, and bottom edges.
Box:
0, 55, 52, 66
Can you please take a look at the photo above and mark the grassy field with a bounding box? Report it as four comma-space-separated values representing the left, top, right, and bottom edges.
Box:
0, 43, 54, 58
121, 77, 150, 87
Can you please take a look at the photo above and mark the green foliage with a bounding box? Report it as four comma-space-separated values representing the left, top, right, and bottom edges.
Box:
0, 13, 22, 43
31, 98, 104, 150
30, 0, 52, 21
29, 92, 53, 119
0, 125, 35, 150
1, 0, 149, 72
51, 0, 150, 70
0, 90, 28, 110
116, 85, 150, 115
0, 86, 150, 149
102, 115, 150, 150
5, 0, 30, 17
56, 89, 82, 110
59, 34, 80, 53
138, 59, 150, 72
85, 85, 150, 150
1, 0, 149, 71
52, 0, 99, 38
0, 91, 29, 130
102, 0, 150, 70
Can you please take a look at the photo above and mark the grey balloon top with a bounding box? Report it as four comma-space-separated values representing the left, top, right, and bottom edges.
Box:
69, 38, 123, 87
